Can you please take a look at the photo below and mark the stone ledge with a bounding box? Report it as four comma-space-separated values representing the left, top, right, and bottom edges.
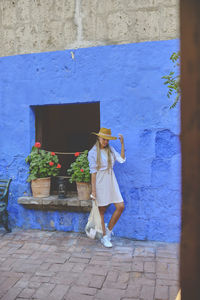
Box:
18, 194, 92, 212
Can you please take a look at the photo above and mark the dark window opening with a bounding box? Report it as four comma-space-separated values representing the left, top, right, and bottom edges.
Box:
34, 102, 100, 193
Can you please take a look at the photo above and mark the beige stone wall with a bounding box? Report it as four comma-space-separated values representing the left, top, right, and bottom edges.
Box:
0, 0, 179, 57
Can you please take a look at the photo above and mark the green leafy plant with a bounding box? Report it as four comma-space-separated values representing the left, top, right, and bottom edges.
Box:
25, 142, 61, 182
67, 150, 90, 183
162, 51, 180, 109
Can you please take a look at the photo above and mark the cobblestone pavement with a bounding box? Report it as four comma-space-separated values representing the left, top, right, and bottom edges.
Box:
0, 229, 179, 300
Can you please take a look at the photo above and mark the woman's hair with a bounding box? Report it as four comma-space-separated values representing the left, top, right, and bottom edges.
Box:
95, 138, 113, 170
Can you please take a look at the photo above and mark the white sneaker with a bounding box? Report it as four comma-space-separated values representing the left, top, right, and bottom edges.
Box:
100, 235, 112, 248
105, 224, 113, 242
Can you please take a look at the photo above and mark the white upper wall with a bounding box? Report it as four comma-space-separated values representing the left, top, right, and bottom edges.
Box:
0, 0, 179, 57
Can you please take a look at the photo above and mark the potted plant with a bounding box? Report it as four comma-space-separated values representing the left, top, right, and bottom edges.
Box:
67, 150, 91, 200
25, 142, 61, 197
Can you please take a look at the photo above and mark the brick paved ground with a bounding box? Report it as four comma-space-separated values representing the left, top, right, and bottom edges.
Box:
0, 229, 179, 300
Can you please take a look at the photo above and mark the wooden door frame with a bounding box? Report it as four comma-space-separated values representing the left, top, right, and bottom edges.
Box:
180, 1, 200, 299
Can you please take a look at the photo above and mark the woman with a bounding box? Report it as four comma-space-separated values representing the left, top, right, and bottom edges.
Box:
88, 127, 126, 248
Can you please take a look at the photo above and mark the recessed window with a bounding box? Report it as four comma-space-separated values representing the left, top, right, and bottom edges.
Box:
33, 102, 100, 192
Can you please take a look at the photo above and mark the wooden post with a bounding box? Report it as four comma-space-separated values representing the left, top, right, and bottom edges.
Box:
181, 1, 200, 299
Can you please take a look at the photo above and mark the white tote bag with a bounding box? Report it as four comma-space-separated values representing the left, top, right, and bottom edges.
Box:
85, 200, 103, 239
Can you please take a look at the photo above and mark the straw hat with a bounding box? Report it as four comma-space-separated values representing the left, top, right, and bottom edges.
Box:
92, 128, 117, 140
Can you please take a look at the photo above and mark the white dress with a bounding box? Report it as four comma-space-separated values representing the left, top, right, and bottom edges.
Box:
88, 145, 126, 207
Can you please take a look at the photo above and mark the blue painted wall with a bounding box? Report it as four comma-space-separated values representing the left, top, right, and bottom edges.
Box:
0, 39, 180, 242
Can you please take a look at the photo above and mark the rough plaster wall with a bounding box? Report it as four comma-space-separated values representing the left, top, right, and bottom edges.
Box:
0, 40, 180, 242
0, 0, 179, 57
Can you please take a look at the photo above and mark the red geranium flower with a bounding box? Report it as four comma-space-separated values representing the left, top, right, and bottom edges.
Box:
51, 152, 55, 156
75, 152, 80, 157
34, 142, 41, 148
80, 169, 84, 172
56, 164, 61, 169
49, 162, 54, 166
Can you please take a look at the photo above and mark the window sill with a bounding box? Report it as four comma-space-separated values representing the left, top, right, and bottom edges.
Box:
18, 193, 92, 212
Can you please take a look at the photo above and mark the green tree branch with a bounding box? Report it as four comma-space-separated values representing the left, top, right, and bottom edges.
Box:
162, 51, 180, 109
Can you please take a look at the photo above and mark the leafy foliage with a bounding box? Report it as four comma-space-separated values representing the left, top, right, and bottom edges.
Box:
25, 143, 61, 182
162, 51, 180, 109
67, 150, 90, 183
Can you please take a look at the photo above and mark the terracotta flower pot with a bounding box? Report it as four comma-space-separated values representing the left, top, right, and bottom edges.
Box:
31, 177, 51, 198
76, 182, 91, 201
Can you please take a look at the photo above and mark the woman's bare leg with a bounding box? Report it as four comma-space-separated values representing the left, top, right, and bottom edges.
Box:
108, 202, 124, 231
98, 206, 107, 236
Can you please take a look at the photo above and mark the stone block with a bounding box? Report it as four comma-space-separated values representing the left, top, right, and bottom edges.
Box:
144, 261, 156, 273
132, 261, 144, 272
17, 0, 31, 23
107, 11, 132, 41
169, 286, 180, 300
69, 286, 97, 296
81, 13, 109, 42
69, 257, 90, 264
157, 249, 179, 259
84, 265, 108, 276
118, 272, 130, 283
125, 285, 141, 298
67, 198, 80, 207
39, 20, 77, 52
28, 281, 41, 289
65, 291, 95, 300
106, 270, 119, 282
72, 263, 87, 273
42, 197, 55, 205
155, 285, 169, 299
140, 285, 155, 300
49, 284, 70, 299
80, 200, 92, 207
32, 23, 53, 52
134, 10, 160, 41
88, 275, 105, 289
160, 6, 180, 38
145, 272, 156, 279
104, 0, 128, 12
18, 288, 35, 298
0, 277, 20, 292
17, 195, 91, 213
62, 20, 77, 47
1, 0, 17, 26
126, 0, 160, 9
75, 272, 92, 286
0, 287, 22, 300
103, 280, 128, 290
33, 282, 55, 298
1, 28, 16, 56
158, 0, 179, 6
134, 247, 155, 258
81, 0, 107, 16
16, 24, 41, 54
130, 275, 155, 287
96, 287, 126, 300
19, 197, 43, 205
29, 0, 54, 24
81, 2, 136, 43
52, 0, 76, 20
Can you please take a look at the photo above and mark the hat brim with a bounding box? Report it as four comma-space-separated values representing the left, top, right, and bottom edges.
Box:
92, 132, 117, 140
